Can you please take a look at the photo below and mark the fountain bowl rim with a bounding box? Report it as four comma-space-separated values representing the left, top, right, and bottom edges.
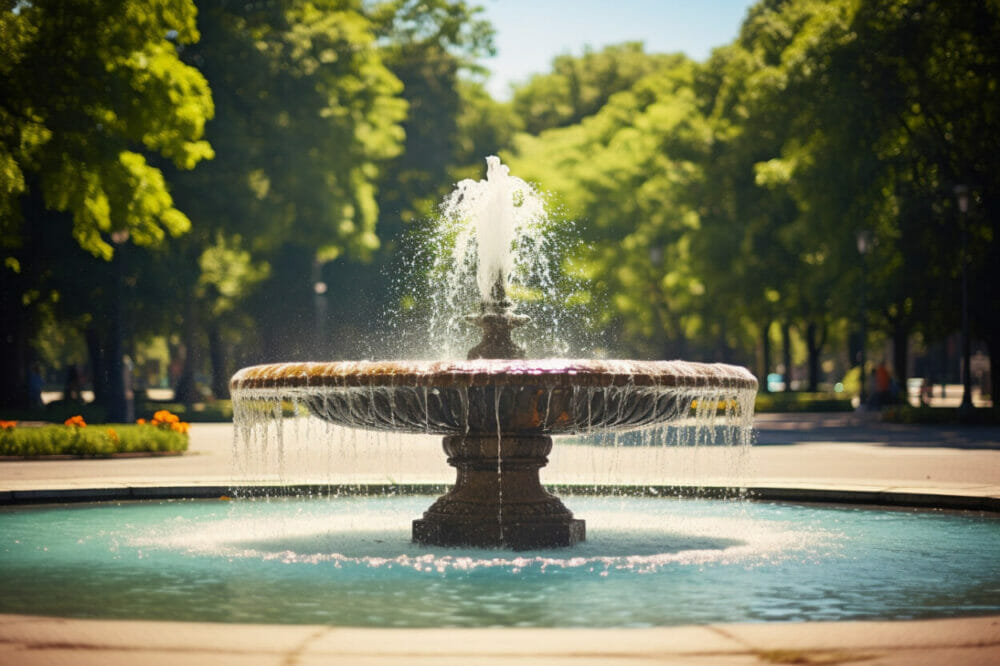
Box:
229, 359, 758, 392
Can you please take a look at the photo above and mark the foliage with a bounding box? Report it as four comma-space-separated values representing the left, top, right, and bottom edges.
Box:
0, 0, 213, 259
7, 0, 998, 408
139, 400, 233, 423
511, 43, 684, 134
0, 0, 214, 410
755, 392, 853, 413
686, 0, 865, 386
370, 0, 495, 68
511, 55, 714, 357
0, 421, 188, 457
159, 0, 410, 392
718, 0, 1000, 393
508, 0, 999, 396
322, 1, 503, 358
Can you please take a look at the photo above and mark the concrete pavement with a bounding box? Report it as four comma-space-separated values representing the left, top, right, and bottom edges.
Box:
3, 414, 999, 502
1, 613, 999, 665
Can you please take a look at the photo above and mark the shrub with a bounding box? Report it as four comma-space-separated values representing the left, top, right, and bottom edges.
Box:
0, 413, 189, 457
136, 400, 233, 422
755, 392, 854, 413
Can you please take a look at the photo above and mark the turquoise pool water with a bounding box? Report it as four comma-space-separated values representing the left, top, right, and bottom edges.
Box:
2, 496, 998, 626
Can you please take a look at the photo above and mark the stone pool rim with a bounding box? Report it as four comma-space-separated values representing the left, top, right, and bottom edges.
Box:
2, 482, 998, 513
228, 359, 760, 391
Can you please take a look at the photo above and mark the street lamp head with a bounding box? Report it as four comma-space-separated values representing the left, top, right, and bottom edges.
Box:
954, 184, 970, 213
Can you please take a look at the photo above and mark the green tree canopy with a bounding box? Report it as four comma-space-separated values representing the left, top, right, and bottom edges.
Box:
322, 0, 501, 358
0, 0, 214, 409
511, 55, 714, 358
0, 0, 213, 260
511, 42, 685, 135
162, 0, 409, 394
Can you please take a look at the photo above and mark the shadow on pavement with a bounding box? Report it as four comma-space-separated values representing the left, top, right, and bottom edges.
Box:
754, 413, 1000, 450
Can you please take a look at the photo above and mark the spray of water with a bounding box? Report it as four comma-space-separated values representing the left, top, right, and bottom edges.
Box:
395, 156, 591, 359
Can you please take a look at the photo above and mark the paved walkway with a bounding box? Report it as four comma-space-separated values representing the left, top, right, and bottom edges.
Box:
4, 413, 999, 499
2, 613, 999, 665
2, 413, 999, 665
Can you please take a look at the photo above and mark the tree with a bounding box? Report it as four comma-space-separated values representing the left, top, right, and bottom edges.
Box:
842, 0, 1000, 402
511, 56, 722, 359
749, 0, 1000, 397
692, 1, 869, 390
160, 0, 408, 399
322, 0, 500, 358
0, 0, 213, 409
511, 43, 683, 135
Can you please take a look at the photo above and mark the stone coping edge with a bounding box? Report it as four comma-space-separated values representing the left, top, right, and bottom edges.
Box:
2, 613, 999, 662
1, 483, 998, 513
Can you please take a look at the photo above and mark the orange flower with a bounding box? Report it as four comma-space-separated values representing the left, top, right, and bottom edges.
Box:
0, 420, 17, 430
64, 415, 87, 428
169, 421, 190, 434
136, 418, 147, 425
106, 428, 120, 443
151, 409, 179, 425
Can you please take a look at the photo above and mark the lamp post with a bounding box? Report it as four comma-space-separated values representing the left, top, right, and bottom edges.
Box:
856, 230, 872, 407
954, 185, 974, 416
107, 229, 132, 423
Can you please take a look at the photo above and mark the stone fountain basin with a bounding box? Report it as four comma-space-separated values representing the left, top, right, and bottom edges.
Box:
230, 359, 757, 436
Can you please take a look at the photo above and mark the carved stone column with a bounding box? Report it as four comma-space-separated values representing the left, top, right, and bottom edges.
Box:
412, 434, 585, 549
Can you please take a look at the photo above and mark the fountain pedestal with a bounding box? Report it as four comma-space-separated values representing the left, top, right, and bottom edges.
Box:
412, 434, 585, 549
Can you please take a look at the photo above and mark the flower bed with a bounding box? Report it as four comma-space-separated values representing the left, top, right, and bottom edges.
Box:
0, 411, 189, 457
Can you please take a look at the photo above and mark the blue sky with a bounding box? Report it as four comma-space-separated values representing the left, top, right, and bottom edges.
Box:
478, 0, 756, 99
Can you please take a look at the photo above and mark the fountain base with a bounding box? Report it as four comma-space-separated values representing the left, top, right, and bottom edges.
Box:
412, 434, 585, 549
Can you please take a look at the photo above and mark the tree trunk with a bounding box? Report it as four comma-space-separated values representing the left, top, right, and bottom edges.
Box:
892, 320, 909, 405
208, 323, 229, 399
173, 293, 200, 407
105, 248, 128, 422
1, 185, 41, 410
781, 321, 793, 391
0, 270, 30, 409
805, 321, 825, 392
759, 320, 772, 393
85, 325, 108, 406
986, 333, 999, 408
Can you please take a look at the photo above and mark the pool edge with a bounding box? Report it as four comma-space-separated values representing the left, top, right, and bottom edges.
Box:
2, 482, 998, 513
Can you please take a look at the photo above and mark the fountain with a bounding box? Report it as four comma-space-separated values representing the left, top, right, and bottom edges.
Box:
4, 159, 1000, 632
230, 156, 757, 549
